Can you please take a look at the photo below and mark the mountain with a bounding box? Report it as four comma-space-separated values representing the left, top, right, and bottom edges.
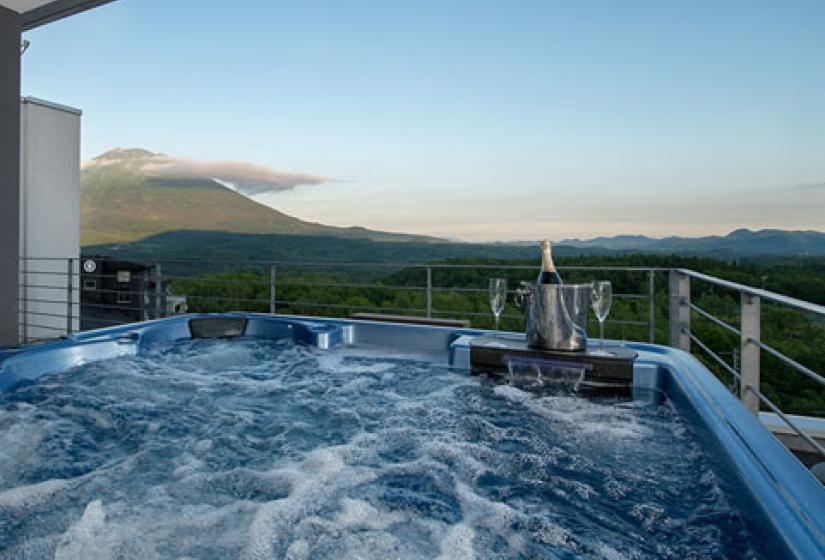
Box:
80, 148, 442, 245
82, 230, 533, 265
561, 229, 825, 257
82, 230, 627, 277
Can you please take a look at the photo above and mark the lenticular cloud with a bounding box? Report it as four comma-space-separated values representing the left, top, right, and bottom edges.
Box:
84, 148, 331, 196
141, 155, 330, 196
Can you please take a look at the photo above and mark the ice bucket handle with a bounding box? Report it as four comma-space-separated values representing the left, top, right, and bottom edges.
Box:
514, 281, 533, 309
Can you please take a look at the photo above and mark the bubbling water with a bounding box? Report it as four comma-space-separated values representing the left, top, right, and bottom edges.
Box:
0, 338, 765, 559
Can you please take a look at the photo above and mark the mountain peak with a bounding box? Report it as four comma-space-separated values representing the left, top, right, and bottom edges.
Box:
726, 228, 755, 238
93, 147, 159, 161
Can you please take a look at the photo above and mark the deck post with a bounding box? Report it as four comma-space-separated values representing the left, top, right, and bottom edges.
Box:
741, 293, 761, 414
66, 258, 73, 334
426, 266, 432, 318
648, 270, 655, 343
142, 270, 150, 321
154, 262, 163, 319
269, 265, 276, 314
668, 270, 690, 351
0, 7, 21, 347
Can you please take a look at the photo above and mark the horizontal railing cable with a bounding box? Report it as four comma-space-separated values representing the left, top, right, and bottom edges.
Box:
688, 302, 741, 336
20, 269, 79, 277
76, 287, 148, 296
273, 301, 427, 315
744, 384, 825, 459
20, 296, 70, 306
746, 337, 825, 387
19, 283, 79, 291
24, 310, 74, 320
18, 322, 68, 332
77, 315, 137, 326
81, 302, 147, 313
165, 275, 429, 292
687, 330, 742, 381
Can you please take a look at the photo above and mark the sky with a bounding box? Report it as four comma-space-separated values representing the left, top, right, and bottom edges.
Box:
21, 0, 825, 241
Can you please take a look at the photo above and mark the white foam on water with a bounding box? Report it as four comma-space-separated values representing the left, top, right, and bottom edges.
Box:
436, 523, 476, 560
336, 376, 375, 396
453, 481, 526, 554
0, 416, 53, 476
0, 535, 60, 560
493, 384, 534, 403
551, 477, 598, 501
335, 498, 404, 530
630, 503, 667, 532
595, 542, 629, 560
177, 501, 259, 531
524, 395, 653, 441
284, 539, 309, 560
0, 477, 72, 509
423, 441, 488, 479
242, 447, 378, 560
315, 351, 398, 375
531, 517, 569, 547
171, 453, 205, 480
192, 439, 213, 455
54, 500, 110, 560
59, 405, 113, 429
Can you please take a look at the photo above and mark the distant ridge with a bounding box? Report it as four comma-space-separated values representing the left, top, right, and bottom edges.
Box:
560, 229, 825, 257
80, 148, 443, 245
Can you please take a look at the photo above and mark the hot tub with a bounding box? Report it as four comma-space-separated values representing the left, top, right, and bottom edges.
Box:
0, 313, 822, 559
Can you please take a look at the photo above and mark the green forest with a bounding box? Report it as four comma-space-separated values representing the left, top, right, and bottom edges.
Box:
167, 254, 825, 417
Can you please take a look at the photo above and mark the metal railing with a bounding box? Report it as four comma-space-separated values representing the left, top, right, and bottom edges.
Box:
19, 256, 157, 341
18, 257, 663, 342
669, 269, 825, 459
164, 261, 662, 341
14, 257, 825, 461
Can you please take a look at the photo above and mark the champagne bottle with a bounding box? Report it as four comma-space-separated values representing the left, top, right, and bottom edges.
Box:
537, 240, 563, 284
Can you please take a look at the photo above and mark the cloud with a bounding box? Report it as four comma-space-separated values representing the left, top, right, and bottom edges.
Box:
83, 149, 331, 196
140, 155, 330, 196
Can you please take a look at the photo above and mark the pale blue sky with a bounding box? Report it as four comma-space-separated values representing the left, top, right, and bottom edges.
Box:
22, 0, 825, 240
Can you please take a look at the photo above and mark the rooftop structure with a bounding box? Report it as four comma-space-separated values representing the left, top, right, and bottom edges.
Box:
0, 0, 114, 347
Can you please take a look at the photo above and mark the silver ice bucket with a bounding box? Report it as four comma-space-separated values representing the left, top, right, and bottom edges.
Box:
517, 282, 590, 351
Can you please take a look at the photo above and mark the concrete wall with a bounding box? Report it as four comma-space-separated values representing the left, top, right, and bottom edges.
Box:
0, 6, 20, 347
19, 97, 81, 341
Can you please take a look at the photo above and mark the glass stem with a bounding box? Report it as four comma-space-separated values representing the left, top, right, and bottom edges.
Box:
494, 314, 500, 340
599, 319, 605, 353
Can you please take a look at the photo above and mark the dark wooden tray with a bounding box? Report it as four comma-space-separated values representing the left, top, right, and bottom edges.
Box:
470, 335, 637, 386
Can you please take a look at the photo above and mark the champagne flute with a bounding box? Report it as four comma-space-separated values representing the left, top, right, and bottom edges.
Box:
591, 281, 612, 355
489, 278, 507, 344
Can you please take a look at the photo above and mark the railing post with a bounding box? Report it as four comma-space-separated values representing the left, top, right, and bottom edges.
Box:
741, 293, 761, 415
269, 265, 277, 314
142, 270, 150, 321
154, 262, 163, 319
426, 266, 432, 318
669, 270, 690, 351
66, 258, 73, 335
731, 347, 740, 394
648, 270, 655, 343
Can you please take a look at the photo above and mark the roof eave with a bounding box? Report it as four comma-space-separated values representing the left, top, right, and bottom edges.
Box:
21, 0, 115, 31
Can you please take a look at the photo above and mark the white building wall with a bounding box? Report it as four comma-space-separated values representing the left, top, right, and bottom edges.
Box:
18, 97, 81, 342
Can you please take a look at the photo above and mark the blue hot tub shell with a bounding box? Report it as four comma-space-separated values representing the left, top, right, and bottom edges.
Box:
1, 313, 823, 559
